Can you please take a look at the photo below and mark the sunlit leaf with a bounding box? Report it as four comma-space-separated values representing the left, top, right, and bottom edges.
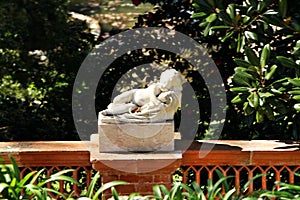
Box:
260, 44, 270, 68
265, 65, 277, 80
206, 13, 217, 23
245, 31, 258, 41
231, 95, 243, 103
191, 12, 207, 18
294, 103, 300, 111
230, 87, 249, 92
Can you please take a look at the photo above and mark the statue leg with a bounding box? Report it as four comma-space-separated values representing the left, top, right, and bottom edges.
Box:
103, 103, 138, 115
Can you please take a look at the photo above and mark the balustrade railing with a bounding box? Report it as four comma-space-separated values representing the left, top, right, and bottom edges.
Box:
1, 140, 300, 197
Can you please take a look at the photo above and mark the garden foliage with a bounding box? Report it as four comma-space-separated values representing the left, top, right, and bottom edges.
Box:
1, 0, 300, 140
134, 0, 300, 139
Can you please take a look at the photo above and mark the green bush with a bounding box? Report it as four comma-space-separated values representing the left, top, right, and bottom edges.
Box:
2, 0, 300, 140
134, 0, 300, 139
0, 0, 95, 141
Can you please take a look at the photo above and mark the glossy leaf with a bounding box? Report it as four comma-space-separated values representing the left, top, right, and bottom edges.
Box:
288, 78, 300, 87
231, 95, 243, 103
244, 102, 255, 115
220, 31, 235, 42
206, 13, 217, 23
233, 75, 251, 86
277, 56, 297, 68
211, 25, 231, 30
245, 31, 258, 41
230, 87, 249, 92
253, 92, 259, 108
227, 4, 235, 21
256, 110, 264, 123
292, 95, 300, 101
288, 90, 300, 95
260, 44, 270, 68
234, 58, 253, 67
191, 12, 207, 18
294, 103, 300, 111
265, 65, 277, 80
245, 46, 260, 66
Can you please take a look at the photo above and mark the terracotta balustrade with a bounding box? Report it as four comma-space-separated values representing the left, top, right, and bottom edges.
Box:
1, 140, 300, 198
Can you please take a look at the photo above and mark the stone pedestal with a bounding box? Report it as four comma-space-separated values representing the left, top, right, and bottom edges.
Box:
98, 121, 175, 152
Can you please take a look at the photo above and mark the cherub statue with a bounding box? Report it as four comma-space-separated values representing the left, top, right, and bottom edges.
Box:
99, 69, 185, 123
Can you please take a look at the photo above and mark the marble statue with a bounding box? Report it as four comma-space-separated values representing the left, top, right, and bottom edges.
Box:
99, 69, 185, 123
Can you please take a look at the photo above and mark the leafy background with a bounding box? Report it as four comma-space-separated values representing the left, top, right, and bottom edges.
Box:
1, 0, 300, 141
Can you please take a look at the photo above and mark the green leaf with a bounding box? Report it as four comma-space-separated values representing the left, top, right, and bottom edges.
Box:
265, 65, 277, 80
241, 174, 264, 193
230, 87, 249, 92
204, 22, 212, 36
8, 155, 20, 182
245, 46, 260, 66
231, 95, 243, 103
264, 9, 278, 15
288, 90, 300, 95
159, 185, 169, 196
245, 31, 258, 41
260, 44, 270, 68
279, 0, 287, 17
248, 92, 255, 108
234, 58, 253, 67
111, 187, 119, 200
206, 13, 217, 23
228, 4, 235, 21
277, 56, 297, 68
18, 171, 37, 187
220, 31, 235, 42
233, 75, 251, 86
264, 104, 275, 120
153, 185, 163, 199
0, 183, 9, 193
294, 103, 300, 111
93, 181, 128, 200
87, 171, 100, 198
244, 102, 255, 115
191, 12, 207, 18
288, 78, 300, 87
169, 182, 181, 200
253, 92, 259, 108
29, 169, 45, 185
256, 110, 264, 123
223, 188, 236, 200
45, 188, 67, 199
236, 69, 256, 80
211, 25, 231, 30
292, 95, 300, 101
219, 10, 233, 25
192, 3, 200, 9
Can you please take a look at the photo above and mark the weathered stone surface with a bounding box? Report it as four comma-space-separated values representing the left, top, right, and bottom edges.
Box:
98, 121, 175, 152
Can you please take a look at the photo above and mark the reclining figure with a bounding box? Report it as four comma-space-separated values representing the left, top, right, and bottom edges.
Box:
99, 69, 185, 123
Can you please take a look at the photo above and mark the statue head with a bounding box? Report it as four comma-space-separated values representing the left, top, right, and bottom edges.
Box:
159, 69, 185, 91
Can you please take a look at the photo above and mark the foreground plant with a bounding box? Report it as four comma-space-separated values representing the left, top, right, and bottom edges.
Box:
259, 172, 300, 199
149, 170, 263, 200
0, 154, 77, 199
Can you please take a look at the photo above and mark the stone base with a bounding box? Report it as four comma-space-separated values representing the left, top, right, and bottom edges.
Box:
98, 121, 175, 153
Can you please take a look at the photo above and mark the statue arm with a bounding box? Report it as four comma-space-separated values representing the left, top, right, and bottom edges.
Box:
112, 89, 138, 104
